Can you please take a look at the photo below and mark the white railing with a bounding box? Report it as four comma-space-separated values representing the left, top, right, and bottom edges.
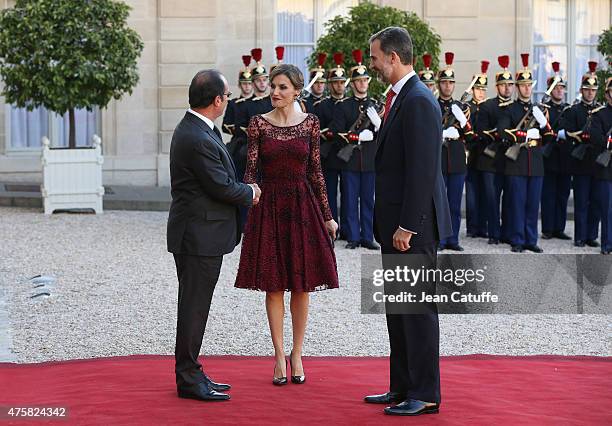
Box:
41, 135, 104, 214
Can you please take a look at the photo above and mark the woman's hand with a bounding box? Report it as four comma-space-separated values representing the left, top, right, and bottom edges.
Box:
325, 219, 338, 241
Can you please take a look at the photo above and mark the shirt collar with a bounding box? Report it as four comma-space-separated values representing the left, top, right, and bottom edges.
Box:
391, 70, 416, 96
187, 109, 214, 130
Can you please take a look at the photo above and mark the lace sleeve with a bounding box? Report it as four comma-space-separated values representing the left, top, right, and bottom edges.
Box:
306, 115, 333, 221
244, 115, 260, 184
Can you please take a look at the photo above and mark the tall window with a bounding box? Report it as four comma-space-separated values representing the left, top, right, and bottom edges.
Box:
7, 105, 98, 150
276, 0, 357, 83
533, 0, 611, 101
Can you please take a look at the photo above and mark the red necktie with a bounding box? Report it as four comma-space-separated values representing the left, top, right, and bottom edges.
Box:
383, 89, 396, 123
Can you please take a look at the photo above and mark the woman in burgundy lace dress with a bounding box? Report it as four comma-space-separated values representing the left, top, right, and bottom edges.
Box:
234, 64, 339, 385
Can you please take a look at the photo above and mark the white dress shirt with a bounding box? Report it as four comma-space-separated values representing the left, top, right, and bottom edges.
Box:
387, 70, 418, 235
187, 109, 255, 200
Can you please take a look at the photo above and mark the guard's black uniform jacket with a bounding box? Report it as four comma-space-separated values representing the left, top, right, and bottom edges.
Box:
476, 96, 513, 173
315, 96, 345, 171
303, 92, 325, 114
439, 97, 470, 174
564, 101, 601, 175
498, 99, 552, 177
542, 99, 571, 173
331, 95, 378, 172
589, 103, 612, 181
466, 98, 484, 170
222, 95, 252, 170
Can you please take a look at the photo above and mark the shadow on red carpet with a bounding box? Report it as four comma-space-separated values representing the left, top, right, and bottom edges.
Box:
1, 355, 610, 425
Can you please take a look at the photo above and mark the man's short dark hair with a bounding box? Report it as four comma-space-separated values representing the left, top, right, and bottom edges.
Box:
369, 27, 413, 65
189, 69, 225, 109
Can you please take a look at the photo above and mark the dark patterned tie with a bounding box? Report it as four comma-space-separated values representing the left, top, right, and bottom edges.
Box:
213, 126, 222, 141
383, 89, 396, 123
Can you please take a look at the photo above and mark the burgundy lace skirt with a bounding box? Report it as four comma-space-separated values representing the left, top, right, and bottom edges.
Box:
234, 179, 339, 292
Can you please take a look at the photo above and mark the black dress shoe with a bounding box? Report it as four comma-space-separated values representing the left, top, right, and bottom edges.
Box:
445, 244, 464, 251
523, 244, 543, 253
553, 231, 571, 240
511, 245, 523, 253
289, 351, 306, 384
488, 238, 499, 245
345, 241, 360, 249
360, 240, 380, 250
384, 399, 439, 416
601, 249, 611, 255
586, 239, 600, 247
177, 382, 230, 401
272, 359, 288, 386
541, 232, 553, 240
574, 240, 585, 247
203, 374, 231, 391
364, 391, 406, 404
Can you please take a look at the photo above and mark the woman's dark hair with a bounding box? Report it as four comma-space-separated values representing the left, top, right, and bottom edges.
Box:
269, 64, 304, 91
189, 69, 225, 108
369, 26, 413, 65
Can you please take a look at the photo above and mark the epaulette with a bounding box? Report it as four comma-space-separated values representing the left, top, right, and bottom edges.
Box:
591, 105, 606, 114
235, 97, 248, 104
498, 100, 514, 107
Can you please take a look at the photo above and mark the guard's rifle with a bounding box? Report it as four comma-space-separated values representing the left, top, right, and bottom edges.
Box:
595, 125, 612, 167
336, 85, 389, 163
440, 75, 478, 147
569, 104, 601, 161
505, 80, 553, 161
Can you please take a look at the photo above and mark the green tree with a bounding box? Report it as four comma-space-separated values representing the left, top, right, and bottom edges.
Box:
0, 0, 143, 148
596, 27, 612, 101
309, 2, 441, 98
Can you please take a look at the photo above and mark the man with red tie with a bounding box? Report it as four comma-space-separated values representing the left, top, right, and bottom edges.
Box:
364, 26, 452, 416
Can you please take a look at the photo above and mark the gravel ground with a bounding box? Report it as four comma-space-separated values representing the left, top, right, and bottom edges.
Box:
0, 207, 610, 363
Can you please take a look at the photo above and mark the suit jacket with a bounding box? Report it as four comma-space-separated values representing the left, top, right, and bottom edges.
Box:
374, 74, 452, 248
167, 112, 253, 256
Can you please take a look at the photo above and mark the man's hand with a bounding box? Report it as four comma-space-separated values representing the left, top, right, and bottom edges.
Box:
442, 127, 460, 140
249, 183, 262, 205
358, 129, 374, 142
451, 104, 468, 128
325, 219, 338, 240
393, 227, 413, 252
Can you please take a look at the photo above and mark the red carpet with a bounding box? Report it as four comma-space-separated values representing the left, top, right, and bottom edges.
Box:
1, 355, 610, 425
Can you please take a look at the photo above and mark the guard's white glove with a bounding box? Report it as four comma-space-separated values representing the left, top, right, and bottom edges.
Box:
366, 106, 381, 131
442, 127, 460, 140
532, 106, 547, 129
557, 129, 566, 141
526, 128, 541, 140
358, 129, 374, 142
451, 104, 468, 128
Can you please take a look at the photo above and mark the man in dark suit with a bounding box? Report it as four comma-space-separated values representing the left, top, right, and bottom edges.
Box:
365, 27, 452, 416
167, 69, 261, 401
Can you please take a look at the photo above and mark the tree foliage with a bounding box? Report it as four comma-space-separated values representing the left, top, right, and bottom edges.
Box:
0, 0, 143, 147
309, 2, 441, 98
596, 27, 611, 101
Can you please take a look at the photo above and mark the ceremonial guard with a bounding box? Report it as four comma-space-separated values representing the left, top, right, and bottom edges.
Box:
232, 48, 273, 224
303, 53, 327, 113
437, 52, 472, 251
564, 61, 601, 247
418, 53, 437, 94
330, 49, 381, 250
315, 52, 348, 230
222, 55, 253, 179
589, 77, 612, 255
476, 55, 514, 245
540, 62, 572, 240
465, 60, 489, 239
498, 53, 553, 253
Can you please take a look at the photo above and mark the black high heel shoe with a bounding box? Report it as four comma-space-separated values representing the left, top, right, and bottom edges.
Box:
272, 359, 288, 386
289, 351, 306, 384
